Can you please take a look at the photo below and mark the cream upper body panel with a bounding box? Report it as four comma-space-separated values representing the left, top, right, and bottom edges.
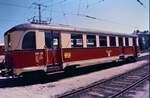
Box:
4, 23, 138, 51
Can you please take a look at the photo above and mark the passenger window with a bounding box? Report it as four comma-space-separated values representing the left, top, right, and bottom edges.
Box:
45, 32, 59, 49
110, 36, 116, 47
99, 36, 107, 47
87, 35, 96, 47
119, 37, 123, 46
125, 37, 129, 46
71, 33, 83, 48
22, 31, 36, 50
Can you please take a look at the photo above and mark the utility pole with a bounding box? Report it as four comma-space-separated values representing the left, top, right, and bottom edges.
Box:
32, 3, 47, 24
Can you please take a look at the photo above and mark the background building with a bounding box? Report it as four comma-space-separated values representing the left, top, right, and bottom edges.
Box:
134, 30, 150, 52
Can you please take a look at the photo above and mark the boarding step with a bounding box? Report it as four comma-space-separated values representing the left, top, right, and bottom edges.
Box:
47, 65, 62, 72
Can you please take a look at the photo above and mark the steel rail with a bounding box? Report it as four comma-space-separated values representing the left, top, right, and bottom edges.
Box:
58, 64, 148, 98
109, 74, 149, 98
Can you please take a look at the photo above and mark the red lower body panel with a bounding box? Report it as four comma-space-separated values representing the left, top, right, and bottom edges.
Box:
62, 47, 122, 62
5, 46, 137, 69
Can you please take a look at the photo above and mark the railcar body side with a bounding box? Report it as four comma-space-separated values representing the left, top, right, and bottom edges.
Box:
2, 23, 140, 76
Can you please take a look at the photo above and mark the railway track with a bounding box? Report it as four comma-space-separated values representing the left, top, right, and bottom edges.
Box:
58, 64, 149, 98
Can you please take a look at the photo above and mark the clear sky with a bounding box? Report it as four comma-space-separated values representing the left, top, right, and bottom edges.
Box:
0, 0, 149, 43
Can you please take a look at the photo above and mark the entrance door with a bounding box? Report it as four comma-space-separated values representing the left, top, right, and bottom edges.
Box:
119, 37, 124, 54
51, 31, 62, 65
44, 31, 62, 66
133, 38, 137, 57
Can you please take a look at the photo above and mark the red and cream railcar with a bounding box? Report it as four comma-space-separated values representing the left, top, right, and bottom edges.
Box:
2, 23, 139, 76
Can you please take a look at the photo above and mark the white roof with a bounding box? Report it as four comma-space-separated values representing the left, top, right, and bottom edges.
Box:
5, 23, 137, 37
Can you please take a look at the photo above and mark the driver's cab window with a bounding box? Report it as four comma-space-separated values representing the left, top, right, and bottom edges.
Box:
22, 31, 36, 50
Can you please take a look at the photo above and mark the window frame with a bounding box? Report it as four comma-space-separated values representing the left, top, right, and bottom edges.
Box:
125, 37, 129, 46
109, 36, 116, 47
118, 37, 123, 46
22, 31, 36, 50
86, 34, 96, 48
71, 33, 83, 48
99, 35, 107, 47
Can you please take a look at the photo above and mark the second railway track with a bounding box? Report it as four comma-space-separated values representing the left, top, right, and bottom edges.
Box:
58, 63, 149, 98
